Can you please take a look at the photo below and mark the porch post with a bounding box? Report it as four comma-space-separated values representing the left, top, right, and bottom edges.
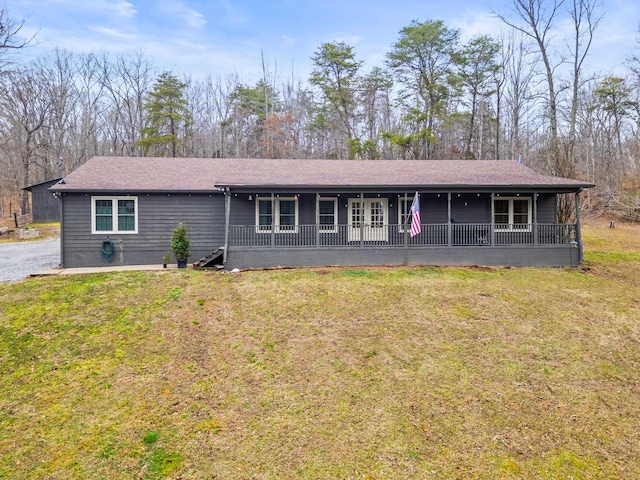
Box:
447, 192, 452, 246
315, 193, 320, 248
360, 192, 364, 247
533, 192, 538, 246
223, 188, 230, 264
490, 192, 495, 246
403, 192, 408, 248
575, 190, 583, 261
270, 193, 275, 248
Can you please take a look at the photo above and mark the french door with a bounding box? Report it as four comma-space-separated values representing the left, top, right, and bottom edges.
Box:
348, 198, 388, 242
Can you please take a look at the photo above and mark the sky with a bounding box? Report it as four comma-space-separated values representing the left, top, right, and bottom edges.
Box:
6, 0, 640, 82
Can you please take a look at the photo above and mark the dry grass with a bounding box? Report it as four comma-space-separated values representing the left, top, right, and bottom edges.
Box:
1, 219, 639, 479
0, 222, 60, 242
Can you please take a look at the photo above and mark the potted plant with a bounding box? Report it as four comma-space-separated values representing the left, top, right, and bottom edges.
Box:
162, 252, 170, 268
170, 222, 190, 268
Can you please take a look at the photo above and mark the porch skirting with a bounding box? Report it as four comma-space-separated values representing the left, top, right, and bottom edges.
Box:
225, 245, 581, 270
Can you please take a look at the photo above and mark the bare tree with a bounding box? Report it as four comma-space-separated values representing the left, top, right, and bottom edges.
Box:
499, 31, 538, 160
97, 51, 156, 157
566, 0, 601, 176
495, 0, 565, 175
0, 8, 33, 71
0, 65, 52, 213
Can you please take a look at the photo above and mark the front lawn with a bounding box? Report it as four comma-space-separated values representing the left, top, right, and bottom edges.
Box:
0, 218, 639, 479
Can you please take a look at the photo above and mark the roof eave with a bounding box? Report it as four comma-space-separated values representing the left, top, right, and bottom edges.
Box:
218, 183, 595, 191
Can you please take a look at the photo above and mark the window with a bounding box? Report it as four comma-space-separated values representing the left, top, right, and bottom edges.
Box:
318, 198, 337, 232
92, 196, 138, 234
494, 197, 531, 231
398, 198, 413, 232
278, 200, 296, 231
257, 200, 273, 231
256, 197, 298, 233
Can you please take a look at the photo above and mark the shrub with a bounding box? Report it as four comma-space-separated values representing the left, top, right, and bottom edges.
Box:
170, 223, 190, 260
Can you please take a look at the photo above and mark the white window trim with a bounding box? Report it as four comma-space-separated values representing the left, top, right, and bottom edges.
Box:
255, 197, 299, 233
317, 197, 338, 233
91, 196, 138, 234
493, 196, 532, 232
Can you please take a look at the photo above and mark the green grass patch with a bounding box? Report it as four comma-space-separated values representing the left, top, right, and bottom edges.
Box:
1, 220, 639, 478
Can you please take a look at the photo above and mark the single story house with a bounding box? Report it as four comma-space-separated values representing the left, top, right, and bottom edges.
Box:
50, 156, 594, 269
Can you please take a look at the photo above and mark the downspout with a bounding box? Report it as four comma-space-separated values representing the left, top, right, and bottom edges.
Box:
223, 187, 230, 264
575, 189, 583, 261
59, 193, 65, 267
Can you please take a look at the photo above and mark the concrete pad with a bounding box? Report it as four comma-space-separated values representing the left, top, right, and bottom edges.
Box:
32, 264, 187, 277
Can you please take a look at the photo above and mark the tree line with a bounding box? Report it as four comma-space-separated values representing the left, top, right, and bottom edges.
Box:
1, 1, 639, 221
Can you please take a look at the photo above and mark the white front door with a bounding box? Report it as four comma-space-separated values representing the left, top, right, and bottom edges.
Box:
348, 198, 388, 242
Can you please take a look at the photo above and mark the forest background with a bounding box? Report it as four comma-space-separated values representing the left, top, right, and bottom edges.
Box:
1, 0, 639, 222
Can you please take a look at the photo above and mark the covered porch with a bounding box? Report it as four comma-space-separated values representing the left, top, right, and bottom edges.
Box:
221, 189, 585, 269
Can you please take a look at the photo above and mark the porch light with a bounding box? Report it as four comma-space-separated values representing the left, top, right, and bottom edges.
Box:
248, 195, 253, 201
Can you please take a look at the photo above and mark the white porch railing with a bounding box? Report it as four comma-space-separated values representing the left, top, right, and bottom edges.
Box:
228, 224, 577, 248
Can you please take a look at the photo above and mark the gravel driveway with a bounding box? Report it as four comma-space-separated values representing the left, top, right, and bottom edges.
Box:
0, 237, 61, 283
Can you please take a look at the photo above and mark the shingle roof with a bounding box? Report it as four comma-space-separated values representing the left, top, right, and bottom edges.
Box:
50, 156, 594, 193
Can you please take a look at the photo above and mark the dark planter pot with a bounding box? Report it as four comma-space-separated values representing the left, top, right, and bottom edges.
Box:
177, 259, 188, 269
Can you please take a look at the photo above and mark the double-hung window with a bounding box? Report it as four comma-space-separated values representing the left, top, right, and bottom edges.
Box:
256, 197, 298, 233
494, 197, 531, 231
318, 198, 337, 232
92, 196, 138, 234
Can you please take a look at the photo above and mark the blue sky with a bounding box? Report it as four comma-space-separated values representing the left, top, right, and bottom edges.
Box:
7, 0, 639, 81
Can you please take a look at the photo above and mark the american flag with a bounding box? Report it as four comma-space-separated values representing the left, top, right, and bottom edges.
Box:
410, 192, 421, 237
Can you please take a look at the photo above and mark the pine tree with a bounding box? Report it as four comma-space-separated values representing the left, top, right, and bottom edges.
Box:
136, 72, 191, 157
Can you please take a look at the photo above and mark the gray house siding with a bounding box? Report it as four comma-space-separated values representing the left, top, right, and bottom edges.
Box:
58, 189, 574, 269
536, 194, 557, 222
61, 193, 225, 268
228, 191, 554, 227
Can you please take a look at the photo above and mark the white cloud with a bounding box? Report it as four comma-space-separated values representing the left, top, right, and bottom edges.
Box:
159, 0, 207, 29
332, 34, 362, 45
112, 0, 136, 18
46, 0, 136, 18
184, 9, 207, 29
450, 10, 506, 42
281, 36, 296, 48
91, 26, 138, 41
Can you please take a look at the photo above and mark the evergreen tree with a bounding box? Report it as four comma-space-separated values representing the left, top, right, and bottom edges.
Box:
136, 72, 191, 157
386, 20, 461, 159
